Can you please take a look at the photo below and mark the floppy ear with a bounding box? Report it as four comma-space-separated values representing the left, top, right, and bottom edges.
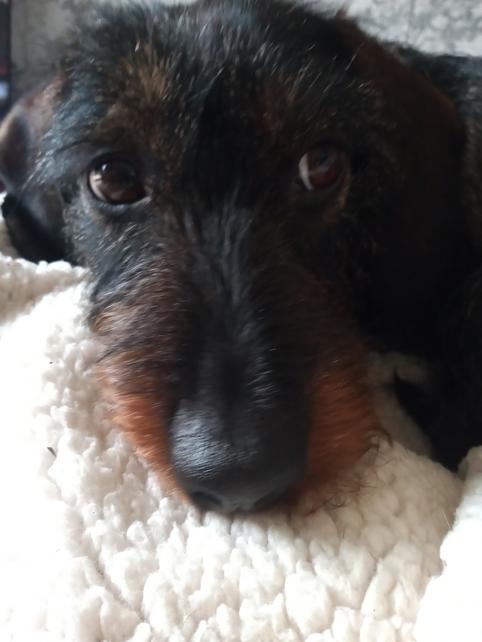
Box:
392, 45, 482, 251
0, 83, 69, 262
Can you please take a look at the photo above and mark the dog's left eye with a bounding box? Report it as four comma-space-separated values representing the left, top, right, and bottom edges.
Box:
298, 146, 347, 192
88, 159, 146, 205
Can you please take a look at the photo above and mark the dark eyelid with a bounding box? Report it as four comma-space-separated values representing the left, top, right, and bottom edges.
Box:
55, 143, 143, 177
81, 180, 150, 220
87, 151, 143, 173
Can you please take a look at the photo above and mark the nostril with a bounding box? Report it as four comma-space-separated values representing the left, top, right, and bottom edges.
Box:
189, 491, 223, 511
189, 487, 289, 513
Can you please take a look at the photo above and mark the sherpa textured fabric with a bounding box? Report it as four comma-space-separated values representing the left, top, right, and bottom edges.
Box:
0, 201, 472, 642
0, 190, 481, 642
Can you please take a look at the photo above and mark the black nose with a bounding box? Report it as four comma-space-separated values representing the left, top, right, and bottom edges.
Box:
176, 451, 302, 513
180, 458, 300, 513
171, 409, 305, 513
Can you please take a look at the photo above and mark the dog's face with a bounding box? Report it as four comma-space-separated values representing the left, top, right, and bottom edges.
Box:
0, 0, 467, 511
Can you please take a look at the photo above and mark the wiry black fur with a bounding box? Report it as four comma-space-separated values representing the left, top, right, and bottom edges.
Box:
1, 0, 482, 508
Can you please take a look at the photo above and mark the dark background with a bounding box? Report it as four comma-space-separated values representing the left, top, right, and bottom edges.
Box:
0, 1, 11, 119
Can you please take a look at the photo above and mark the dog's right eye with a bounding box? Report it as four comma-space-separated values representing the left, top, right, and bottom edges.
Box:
88, 159, 146, 205
297, 146, 348, 192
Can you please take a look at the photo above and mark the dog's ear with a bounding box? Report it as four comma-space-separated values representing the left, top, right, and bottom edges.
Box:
325, 16, 475, 340
0, 82, 69, 263
392, 45, 482, 251
334, 17, 464, 167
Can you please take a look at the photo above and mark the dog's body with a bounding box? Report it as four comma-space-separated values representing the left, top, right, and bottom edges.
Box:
0, 0, 481, 512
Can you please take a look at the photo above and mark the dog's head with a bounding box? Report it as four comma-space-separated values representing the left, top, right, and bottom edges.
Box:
0, 0, 469, 511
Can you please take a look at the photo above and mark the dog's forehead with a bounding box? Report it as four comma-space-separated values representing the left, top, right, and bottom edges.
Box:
59, 1, 360, 152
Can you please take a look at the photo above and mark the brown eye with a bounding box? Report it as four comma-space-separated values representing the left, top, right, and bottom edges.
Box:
88, 159, 146, 204
298, 146, 347, 192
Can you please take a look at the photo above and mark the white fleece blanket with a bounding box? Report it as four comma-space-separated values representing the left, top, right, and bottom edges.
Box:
0, 203, 482, 642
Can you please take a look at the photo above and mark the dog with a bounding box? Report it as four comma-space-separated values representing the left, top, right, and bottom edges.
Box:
0, 0, 481, 513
